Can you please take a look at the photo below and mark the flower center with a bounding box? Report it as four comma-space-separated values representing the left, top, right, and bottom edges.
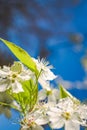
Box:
46, 90, 52, 96
8, 73, 18, 83
27, 119, 35, 127
12, 74, 17, 78
62, 112, 71, 120
23, 117, 35, 128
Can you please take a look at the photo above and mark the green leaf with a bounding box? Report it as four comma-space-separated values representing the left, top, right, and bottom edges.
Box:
59, 84, 71, 98
23, 80, 38, 111
11, 79, 38, 114
59, 84, 80, 104
0, 38, 38, 74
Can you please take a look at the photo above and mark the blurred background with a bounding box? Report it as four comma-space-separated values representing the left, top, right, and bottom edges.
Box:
0, 0, 87, 130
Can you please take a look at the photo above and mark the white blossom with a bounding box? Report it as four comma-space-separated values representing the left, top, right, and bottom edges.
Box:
32, 58, 57, 89
20, 102, 50, 130
75, 104, 87, 127
47, 97, 80, 130
0, 62, 33, 93
20, 125, 44, 130
38, 87, 59, 103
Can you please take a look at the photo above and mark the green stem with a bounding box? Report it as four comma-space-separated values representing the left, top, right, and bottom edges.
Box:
36, 69, 42, 81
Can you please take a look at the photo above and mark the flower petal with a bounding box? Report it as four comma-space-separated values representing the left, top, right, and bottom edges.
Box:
41, 69, 57, 81
50, 119, 64, 129
32, 125, 44, 130
38, 89, 46, 100
36, 116, 49, 125
65, 121, 80, 130
0, 79, 10, 92
38, 78, 50, 90
12, 80, 24, 93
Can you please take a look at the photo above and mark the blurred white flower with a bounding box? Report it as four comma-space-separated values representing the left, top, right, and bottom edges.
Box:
0, 62, 33, 93
20, 102, 49, 130
20, 125, 44, 130
75, 104, 87, 127
38, 87, 59, 103
32, 58, 57, 89
47, 97, 80, 130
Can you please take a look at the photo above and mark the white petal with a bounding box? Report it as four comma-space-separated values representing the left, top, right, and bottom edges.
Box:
65, 121, 80, 130
36, 116, 49, 125
32, 57, 57, 81
75, 104, 87, 126
49, 116, 61, 123
50, 119, 64, 129
38, 89, 46, 100
3, 66, 10, 71
42, 69, 57, 81
52, 89, 59, 98
48, 94, 56, 102
48, 89, 59, 102
38, 78, 50, 90
49, 107, 60, 113
12, 81, 24, 93
0, 70, 9, 78
0, 79, 10, 91
32, 125, 44, 130
47, 111, 55, 116
18, 71, 32, 81
18, 75, 31, 81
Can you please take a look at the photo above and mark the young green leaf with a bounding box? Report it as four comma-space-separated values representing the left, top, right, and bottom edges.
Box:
0, 38, 38, 74
22, 79, 38, 111
59, 84, 71, 98
11, 79, 38, 114
59, 84, 80, 104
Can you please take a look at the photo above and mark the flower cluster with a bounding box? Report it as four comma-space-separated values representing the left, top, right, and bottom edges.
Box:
0, 38, 87, 130
0, 62, 33, 93
0, 58, 56, 93
20, 97, 87, 130
0, 59, 87, 130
